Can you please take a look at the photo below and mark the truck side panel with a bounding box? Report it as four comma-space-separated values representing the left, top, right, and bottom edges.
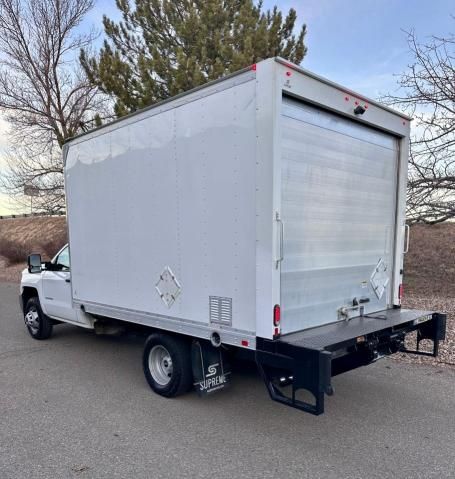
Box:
65, 76, 257, 345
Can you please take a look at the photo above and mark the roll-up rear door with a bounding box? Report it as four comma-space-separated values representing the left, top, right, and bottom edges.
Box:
280, 97, 399, 333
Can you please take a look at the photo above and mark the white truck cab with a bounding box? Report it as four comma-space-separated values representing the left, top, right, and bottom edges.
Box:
20, 245, 93, 339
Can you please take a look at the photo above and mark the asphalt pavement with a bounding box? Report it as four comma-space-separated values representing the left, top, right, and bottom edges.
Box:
1, 281, 454, 479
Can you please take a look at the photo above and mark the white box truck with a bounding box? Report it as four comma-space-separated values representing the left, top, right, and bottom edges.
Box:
20, 58, 446, 415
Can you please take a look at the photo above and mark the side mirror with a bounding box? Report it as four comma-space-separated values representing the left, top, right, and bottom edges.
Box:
27, 253, 42, 273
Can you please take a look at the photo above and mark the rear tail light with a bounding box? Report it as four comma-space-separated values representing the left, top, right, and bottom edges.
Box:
273, 305, 281, 339
273, 304, 281, 326
398, 284, 404, 301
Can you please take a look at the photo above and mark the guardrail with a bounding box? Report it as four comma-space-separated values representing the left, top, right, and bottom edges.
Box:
0, 212, 65, 220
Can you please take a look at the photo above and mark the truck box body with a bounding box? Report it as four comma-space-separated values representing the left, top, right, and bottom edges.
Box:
27, 56, 445, 415
64, 58, 409, 349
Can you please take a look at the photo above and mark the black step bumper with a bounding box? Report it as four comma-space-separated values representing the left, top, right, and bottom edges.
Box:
256, 309, 447, 415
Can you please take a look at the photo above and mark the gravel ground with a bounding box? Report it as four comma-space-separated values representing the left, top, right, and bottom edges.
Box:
396, 295, 455, 367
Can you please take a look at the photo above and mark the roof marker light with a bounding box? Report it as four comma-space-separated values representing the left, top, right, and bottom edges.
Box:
251, 64, 257, 71
286, 71, 292, 77
345, 96, 350, 101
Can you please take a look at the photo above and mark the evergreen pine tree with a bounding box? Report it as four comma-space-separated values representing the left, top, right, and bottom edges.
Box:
81, 0, 307, 116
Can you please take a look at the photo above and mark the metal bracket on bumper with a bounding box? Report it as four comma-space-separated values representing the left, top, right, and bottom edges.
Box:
256, 311, 447, 415
400, 312, 447, 357
256, 346, 332, 415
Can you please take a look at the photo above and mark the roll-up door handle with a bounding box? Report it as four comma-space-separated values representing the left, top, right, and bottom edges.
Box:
275, 212, 284, 269
403, 224, 410, 254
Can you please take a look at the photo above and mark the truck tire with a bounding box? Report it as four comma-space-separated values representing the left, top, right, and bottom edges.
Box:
143, 333, 193, 398
24, 297, 53, 340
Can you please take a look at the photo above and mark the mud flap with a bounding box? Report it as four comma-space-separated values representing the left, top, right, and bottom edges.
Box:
191, 340, 231, 396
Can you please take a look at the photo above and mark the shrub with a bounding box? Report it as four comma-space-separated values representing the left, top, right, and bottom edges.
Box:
37, 229, 68, 260
0, 216, 68, 267
0, 221, 67, 265
0, 237, 36, 266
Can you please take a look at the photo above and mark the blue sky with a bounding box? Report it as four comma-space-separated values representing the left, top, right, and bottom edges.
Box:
0, 0, 454, 213
91, 0, 454, 97
271, 0, 454, 97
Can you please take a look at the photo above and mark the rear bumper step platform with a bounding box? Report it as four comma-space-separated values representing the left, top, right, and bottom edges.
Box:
256, 309, 446, 415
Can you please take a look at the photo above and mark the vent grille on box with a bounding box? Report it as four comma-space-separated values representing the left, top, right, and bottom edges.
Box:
209, 296, 232, 326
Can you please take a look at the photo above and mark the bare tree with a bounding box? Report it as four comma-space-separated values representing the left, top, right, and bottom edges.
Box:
0, 0, 108, 212
386, 25, 455, 224
1, 142, 65, 213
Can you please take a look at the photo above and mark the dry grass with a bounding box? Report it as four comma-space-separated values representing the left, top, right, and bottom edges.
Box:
0, 256, 26, 283
0, 237, 36, 265
0, 216, 67, 281
399, 224, 455, 367
403, 223, 455, 297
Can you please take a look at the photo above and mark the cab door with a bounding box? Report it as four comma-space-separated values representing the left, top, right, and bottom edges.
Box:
41, 245, 79, 323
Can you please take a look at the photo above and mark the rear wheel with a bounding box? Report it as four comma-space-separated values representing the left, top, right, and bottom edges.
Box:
24, 297, 53, 340
142, 333, 193, 397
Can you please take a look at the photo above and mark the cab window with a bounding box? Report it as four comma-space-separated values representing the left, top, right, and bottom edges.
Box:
55, 246, 70, 270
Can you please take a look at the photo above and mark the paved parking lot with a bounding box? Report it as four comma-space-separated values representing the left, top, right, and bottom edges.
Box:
1, 281, 454, 478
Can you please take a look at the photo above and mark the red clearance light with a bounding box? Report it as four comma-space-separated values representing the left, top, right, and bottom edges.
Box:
241, 339, 249, 347
345, 96, 350, 101
286, 70, 292, 77
250, 64, 257, 71
273, 304, 281, 326
364, 104, 368, 109
398, 284, 404, 301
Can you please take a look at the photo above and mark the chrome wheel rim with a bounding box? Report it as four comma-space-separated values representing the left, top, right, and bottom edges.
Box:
149, 345, 173, 386
25, 307, 40, 334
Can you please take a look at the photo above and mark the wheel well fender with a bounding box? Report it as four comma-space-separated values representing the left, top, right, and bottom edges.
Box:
21, 287, 38, 311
